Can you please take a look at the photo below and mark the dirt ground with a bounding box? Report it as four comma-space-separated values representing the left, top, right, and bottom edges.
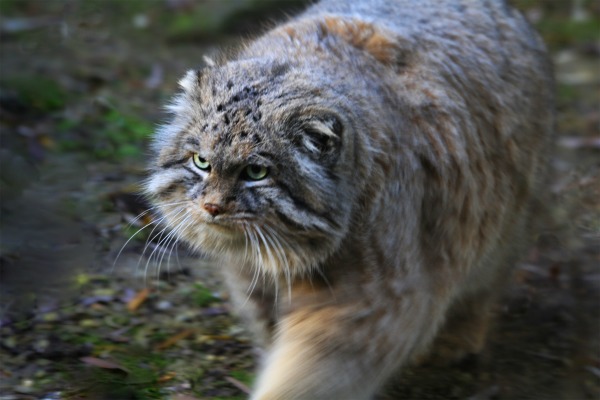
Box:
0, 1, 598, 399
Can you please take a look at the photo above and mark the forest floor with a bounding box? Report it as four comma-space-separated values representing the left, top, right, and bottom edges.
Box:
0, 1, 599, 399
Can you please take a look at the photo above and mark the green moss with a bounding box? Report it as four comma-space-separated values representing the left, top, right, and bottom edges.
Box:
57, 106, 152, 160
1, 75, 67, 111
122, 224, 151, 243
0, 0, 27, 15
167, 9, 222, 38
536, 18, 600, 49
62, 345, 171, 399
230, 369, 255, 386
100, 109, 153, 158
192, 283, 218, 307
557, 83, 579, 104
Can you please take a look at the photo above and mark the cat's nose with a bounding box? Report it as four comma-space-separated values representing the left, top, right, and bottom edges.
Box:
203, 203, 222, 216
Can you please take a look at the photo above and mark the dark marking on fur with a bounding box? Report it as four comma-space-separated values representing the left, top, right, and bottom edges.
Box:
157, 179, 186, 198
186, 137, 201, 147
277, 181, 323, 218
160, 156, 190, 169
274, 208, 308, 231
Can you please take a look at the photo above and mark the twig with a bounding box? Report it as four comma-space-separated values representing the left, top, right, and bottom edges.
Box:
225, 376, 252, 394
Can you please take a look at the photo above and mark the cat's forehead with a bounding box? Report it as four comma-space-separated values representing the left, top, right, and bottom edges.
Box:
209, 59, 288, 84
200, 59, 289, 102
195, 86, 266, 153
185, 60, 293, 155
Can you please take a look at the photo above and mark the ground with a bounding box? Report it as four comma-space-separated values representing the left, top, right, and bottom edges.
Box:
0, 1, 598, 399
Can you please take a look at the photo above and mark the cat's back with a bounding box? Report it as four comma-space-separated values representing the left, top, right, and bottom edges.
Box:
305, 0, 550, 74
287, 0, 554, 272
292, 0, 553, 160
307, 0, 539, 43
148, 1, 555, 398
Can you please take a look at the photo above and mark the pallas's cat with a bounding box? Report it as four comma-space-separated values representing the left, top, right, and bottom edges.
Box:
146, 0, 553, 398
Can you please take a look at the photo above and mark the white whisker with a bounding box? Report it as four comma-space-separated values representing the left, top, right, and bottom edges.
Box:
263, 225, 292, 303
123, 200, 189, 230
112, 219, 158, 274
242, 222, 250, 265
142, 208, 187, 284
164, 216, 192, 274
137, 206, 186, 270
154, 213, 191, 278
254, 225, 279, 308
112, 204, 187, 273
156, 214, 193, 282
245, 225, 262, 299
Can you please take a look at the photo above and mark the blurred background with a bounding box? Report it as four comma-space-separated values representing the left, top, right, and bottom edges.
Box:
0, 1, 598, 399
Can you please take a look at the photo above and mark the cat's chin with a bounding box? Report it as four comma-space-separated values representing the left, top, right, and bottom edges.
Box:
205, 221, 240, 234
198, 222, 245, 243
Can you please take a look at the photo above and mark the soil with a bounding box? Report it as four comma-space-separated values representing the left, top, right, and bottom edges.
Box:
0, 1, 598, 399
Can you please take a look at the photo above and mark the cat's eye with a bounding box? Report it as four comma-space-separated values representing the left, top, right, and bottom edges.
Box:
243, 164, 269, 181
192, 154, 210, 170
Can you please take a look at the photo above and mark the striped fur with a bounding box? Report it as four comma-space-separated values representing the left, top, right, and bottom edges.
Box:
146, 0, 554, 398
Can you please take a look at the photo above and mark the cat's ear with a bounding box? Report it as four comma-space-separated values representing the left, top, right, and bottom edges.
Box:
178, 69, 203, 93
178, 54, 216, 92
168, 68, 207, 114
299, 115, 343, 164
165, 69, 204, 114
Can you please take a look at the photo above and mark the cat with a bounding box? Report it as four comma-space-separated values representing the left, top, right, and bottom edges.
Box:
145, 0, 554, 398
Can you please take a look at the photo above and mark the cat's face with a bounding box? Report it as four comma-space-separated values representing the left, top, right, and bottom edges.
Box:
146, 59, 355, 277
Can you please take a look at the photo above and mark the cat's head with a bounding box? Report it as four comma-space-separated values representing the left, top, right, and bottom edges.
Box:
146, 59, 362, 277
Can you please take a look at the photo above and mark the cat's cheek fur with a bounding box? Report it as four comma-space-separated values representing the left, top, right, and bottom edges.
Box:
145, 169, 186, 197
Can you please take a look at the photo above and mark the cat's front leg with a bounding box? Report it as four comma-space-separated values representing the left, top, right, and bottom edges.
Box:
250, 287, 448, 400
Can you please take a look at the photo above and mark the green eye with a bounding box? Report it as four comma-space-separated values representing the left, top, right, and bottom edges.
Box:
192, 154, 210, 170
244, 164, 269, 181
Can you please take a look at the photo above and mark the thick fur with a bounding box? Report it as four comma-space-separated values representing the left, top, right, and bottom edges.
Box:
146, 0, 554, 398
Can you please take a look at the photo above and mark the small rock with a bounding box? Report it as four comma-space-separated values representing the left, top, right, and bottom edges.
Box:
156, 300, 172, 310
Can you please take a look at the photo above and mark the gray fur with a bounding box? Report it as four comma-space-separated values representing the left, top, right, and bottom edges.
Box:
146, 0, 553, 398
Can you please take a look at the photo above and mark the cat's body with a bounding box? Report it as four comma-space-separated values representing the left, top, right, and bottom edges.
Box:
147, 0, 554, 398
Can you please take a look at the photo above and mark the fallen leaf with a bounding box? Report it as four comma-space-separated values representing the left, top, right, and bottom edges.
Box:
80, 356, 129, 373
127, 288, 151, 312
170, 394, 202, 400
225, 376, 251, 394
157, 371, 177, 383
155, 329, 194, 350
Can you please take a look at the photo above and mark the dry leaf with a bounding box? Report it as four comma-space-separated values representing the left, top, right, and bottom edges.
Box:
127, 288, 151, 312
157, 371, 177, 383
225, 376, 251, 394
80, 357, 129, 373
155, 329, 194, 350
169, 394, 203, 400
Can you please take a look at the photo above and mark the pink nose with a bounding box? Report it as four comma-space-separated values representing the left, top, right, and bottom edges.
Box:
203, 203, 222, 216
